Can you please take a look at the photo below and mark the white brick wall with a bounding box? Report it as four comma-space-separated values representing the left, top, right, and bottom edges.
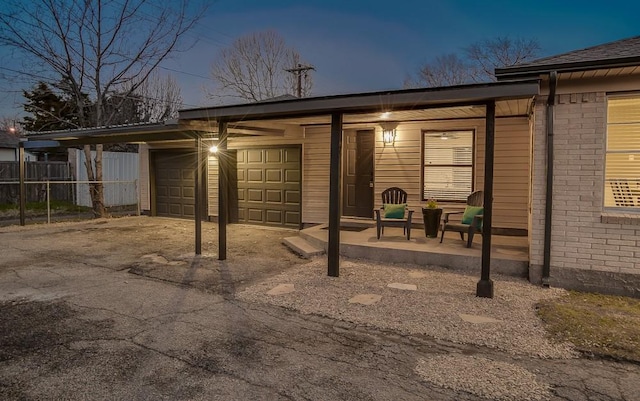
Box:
531, 91, 640, 290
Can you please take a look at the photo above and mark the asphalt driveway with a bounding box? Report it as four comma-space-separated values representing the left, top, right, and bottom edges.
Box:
1, 217, 639, 400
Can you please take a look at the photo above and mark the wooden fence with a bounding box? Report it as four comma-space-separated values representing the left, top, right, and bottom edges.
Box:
0, 161, 72, 204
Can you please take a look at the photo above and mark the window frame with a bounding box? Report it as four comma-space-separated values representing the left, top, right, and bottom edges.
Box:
421, 129, 476, 203
604, 94, 640, 210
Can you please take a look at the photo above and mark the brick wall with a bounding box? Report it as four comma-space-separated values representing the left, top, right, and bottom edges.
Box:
531, 91, 640, 297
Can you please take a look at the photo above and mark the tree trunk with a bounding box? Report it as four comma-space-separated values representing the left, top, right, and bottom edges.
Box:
83, 144, 108, 217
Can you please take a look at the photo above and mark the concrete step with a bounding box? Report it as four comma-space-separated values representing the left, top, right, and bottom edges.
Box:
283, 236, 325, 258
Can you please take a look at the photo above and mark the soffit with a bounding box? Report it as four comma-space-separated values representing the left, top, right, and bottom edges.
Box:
234, 98, 533, 128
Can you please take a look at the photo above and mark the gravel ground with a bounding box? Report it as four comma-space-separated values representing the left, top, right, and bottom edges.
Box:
237, 259, 579, 400
237, 258, 577, 359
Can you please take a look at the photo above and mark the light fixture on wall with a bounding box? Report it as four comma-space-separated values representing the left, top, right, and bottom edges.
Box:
209, 145, 218, 153
380, 122, 398, 145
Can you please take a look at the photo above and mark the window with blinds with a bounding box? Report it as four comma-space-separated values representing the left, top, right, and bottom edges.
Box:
423, 130, 473, 201
605, 96, 640, 208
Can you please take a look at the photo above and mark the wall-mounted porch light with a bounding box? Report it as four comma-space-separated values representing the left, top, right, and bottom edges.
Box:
380, 122, 398, 145
209, 145, 218, 153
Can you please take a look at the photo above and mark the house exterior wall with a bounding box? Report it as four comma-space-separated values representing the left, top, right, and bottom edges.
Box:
375, 118, 530, 230
291, 117, 530, 229
530, 78, 640, 297
141, 117, 530, 230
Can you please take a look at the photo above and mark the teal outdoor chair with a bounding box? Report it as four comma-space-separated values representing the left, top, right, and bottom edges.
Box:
374, 187, 414, 240
440, 190, 484, 248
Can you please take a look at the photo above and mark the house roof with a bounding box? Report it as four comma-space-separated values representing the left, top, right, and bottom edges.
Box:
179, 80, 539, 122
495, 36, 640, 79
26, 80, 538, 145
0, 130, 20, 148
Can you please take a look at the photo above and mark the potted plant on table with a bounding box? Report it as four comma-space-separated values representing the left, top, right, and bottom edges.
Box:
422, 199, 443, 238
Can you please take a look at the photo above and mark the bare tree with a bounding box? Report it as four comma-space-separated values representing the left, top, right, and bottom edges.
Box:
207, 30, 313, 102
0, 0, 203, 217
466, 36, 541, 81
126, 71, 183, 123
405, 54, 477, 88
407, 36, 541, 88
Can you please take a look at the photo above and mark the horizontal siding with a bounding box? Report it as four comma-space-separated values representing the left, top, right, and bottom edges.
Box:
302, 126, 331, 223
377, 118, 530, 229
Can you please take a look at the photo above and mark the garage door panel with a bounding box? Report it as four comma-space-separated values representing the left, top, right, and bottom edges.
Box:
266, 169, 282, 182
237, 147, 301, 228
182, 204, 195, 216
248, 208, 264, 223
247, 189, 263, 202
284, 148, 300, 163
285, 190, 300, 205
247, 150, 263, 163
266, 210, 283, 223
285, 169, 300, 183
285, 211, 300, 225
182, 187, 195, 199
181, 169, 194, 180
265, 149, 282, 163
266, 190, 282, 203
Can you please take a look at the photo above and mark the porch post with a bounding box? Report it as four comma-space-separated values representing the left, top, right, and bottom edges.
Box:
218, 120, 228, 261
19, 143, 25, 226
477, 100, 495, 298
328, 112, 343, 277
195, 135, 203, 255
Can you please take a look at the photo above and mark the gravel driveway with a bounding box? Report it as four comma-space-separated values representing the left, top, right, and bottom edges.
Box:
1, 216, 638, 401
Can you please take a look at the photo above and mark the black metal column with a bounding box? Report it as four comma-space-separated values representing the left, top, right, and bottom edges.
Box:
195, 136, 203, 255
218, 120, 228, 261
328, 112, 343, 277
477, 101, 495, 298
18, 143, 25, 226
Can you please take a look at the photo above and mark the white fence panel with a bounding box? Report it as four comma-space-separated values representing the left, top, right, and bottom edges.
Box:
76, 151, 139, 207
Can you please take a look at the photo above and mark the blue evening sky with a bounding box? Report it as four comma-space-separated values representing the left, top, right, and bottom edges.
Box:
1, 0, 639, 117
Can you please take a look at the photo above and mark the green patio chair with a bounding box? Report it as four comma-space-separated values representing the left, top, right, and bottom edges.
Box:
439, 190, 484, 248
374, 187, 414, 240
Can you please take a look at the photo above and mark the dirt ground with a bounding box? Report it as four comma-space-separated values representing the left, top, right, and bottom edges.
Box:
1, 216, 639, 401
2, 216, 307, 293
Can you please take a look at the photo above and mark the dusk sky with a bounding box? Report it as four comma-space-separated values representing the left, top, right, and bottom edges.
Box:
1, 0, 640, 119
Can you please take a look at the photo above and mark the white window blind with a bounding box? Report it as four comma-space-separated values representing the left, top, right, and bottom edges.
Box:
423, 131, 473, 201
605, 96, 640, 208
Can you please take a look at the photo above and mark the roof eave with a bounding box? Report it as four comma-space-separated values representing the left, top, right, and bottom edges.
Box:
179, 80, 539, 122
495, 56, 640, 80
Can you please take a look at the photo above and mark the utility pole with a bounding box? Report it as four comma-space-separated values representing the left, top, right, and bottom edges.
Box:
285, 64, 314, 98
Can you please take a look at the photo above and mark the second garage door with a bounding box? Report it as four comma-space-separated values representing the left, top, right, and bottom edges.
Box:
154, 151, 196, 218
236, 147, 301, 228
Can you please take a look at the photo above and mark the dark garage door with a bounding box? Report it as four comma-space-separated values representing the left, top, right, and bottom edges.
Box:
154, 151, 196, 218
237, 147, 301, 228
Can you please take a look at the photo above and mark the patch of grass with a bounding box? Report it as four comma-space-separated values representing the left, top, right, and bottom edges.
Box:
537, 291, 640, 362
0, 201, 91, 215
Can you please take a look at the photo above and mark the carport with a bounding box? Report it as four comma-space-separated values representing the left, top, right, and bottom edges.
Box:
27, 80, 539, 298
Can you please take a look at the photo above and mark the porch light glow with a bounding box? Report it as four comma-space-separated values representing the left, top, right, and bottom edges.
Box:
380, 111, 391, 119
209, 145, 218, 153
380, 122, 398, 145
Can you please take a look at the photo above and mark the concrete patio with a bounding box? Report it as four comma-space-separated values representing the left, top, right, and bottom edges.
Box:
294, 220, 530, 277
